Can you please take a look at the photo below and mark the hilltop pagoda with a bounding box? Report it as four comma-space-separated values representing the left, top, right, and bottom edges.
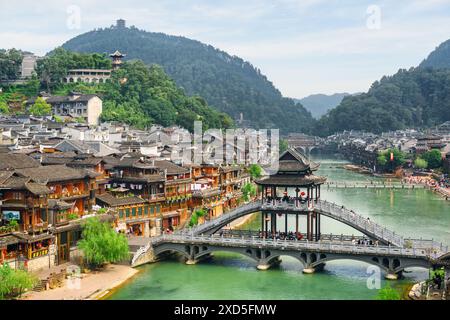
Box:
255, 148, 327, 241
110, 50, 126, 70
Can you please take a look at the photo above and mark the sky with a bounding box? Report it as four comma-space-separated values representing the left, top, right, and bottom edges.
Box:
1, 0, 450, 98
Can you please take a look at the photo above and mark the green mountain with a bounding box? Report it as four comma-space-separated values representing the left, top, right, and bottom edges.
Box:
314, 67, 450, 136
296, 93, 351, 119
420, 39, 450, 69
60, 24, 314, 134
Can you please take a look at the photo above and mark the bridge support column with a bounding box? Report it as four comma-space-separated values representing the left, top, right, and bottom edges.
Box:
257, 264, 271, 271
385, 271, 402, 280
186, 259, 198, 265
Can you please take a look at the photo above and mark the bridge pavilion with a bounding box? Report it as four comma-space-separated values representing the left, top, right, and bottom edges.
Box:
255, 148, 327, 241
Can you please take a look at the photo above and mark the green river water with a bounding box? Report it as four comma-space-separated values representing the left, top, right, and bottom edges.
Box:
109, 155, 450, 300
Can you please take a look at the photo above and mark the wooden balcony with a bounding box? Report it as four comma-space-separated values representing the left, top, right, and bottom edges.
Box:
25, 222, 49, 233
28, 247, 49, 260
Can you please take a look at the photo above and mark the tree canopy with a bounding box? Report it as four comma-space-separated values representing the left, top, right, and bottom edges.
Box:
0, 264, 38, 299
377, 148, 406, 172
315, 67, 450, 136
0, 49, 23, 81
78, 217, 129, 268
29, 97, 51, 116
421, 149, 443, 169
36, 48, 112, 91
414, 158, 428, 170
101, 60, 234, 131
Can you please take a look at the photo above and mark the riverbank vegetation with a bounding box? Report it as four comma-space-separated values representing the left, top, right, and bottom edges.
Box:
189, 209, 207, 227
0, 264, 38, 300
376, 284, 401, 300
78, 217, 129, 269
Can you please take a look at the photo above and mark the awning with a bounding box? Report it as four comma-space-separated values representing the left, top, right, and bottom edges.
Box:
0, 235, 20, 247
162, 211, 180, 219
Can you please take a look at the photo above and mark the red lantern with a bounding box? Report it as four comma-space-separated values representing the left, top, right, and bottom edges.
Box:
300, 192, 305, 196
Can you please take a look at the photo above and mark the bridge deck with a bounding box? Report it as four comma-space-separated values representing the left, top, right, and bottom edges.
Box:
188, 199, 408, 247
149, 234, 439, 259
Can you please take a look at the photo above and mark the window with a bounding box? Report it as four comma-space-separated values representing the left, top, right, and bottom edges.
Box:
70, 230, 82, 248
119, 209, 124, 219
125, 208, 130, 218
144, 206, 149, 216
150, 206, 154, 215
138, 207, 143, 216
156, 205, 161, 213
132, 208, 137, 217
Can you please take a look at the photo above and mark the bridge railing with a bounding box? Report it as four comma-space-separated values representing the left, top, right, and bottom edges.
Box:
315, 200, 405, 247
184, 201, 262, 235
152, 234, 434, 258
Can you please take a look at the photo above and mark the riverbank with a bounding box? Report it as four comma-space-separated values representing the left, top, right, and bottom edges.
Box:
21, 264, 139, 300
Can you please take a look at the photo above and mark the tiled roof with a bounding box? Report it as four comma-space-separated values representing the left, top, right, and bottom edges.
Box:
96, 193, 147, 207
15, 165, 95, 183
0, 153, 41, 170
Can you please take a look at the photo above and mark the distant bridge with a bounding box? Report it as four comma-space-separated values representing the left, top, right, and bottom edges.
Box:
325, 182, 428, 190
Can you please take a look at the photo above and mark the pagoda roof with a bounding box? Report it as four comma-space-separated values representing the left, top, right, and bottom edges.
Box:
110, 50, 126, 57
255, 148, 326, 187
278, 148, 320, 173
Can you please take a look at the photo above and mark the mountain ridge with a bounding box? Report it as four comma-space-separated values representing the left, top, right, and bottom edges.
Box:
60, 25, 314, 134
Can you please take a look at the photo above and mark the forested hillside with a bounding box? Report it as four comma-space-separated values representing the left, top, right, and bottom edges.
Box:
314, 67, 450, 136
1, 49, 233, 131
420, 39, 450, 69
60, 25, 314, 133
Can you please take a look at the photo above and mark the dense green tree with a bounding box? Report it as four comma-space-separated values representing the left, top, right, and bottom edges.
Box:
0, 264, 38, 299
414, 158, 428, 169
377, 155, 387, 166
0, 49, 23, 81
102, 60, 233, 131
279, 139, 289, 154
241, 183, 257, 202
422, 149, 443, 169
36, 48, 112, 92
0, 101, 9, 114
77, 217, 129, 269
377, 149, 406, 172
248, 164, 262, 179
29, 97, 51, 116
189, 209, 207, 227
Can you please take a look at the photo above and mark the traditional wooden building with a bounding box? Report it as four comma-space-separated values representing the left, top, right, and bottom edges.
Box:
190, 163, 223, 221
0, 171, 55, 270
96, 192, 159, 236
155, 160, 192, 231
219, 165, 250, 211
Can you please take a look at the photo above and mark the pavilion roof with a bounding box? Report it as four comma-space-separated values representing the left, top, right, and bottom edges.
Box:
255, 148, 326, 187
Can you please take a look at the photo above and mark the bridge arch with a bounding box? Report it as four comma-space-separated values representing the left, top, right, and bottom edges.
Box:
195, 201, 402, 246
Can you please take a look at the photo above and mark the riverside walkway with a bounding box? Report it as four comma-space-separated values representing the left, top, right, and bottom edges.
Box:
130, 199, 450, 279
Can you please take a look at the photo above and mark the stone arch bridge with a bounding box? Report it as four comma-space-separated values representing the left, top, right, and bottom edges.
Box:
130, 200, 449, 279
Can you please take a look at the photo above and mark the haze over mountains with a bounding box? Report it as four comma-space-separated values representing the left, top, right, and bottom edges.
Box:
295, 93, 351, 119
60, 24, 314, 134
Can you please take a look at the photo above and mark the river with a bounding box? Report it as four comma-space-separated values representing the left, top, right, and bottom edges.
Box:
109, 155, 450, 300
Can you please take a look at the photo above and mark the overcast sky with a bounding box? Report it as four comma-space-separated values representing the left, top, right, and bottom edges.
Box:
1, 0, 450, 98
